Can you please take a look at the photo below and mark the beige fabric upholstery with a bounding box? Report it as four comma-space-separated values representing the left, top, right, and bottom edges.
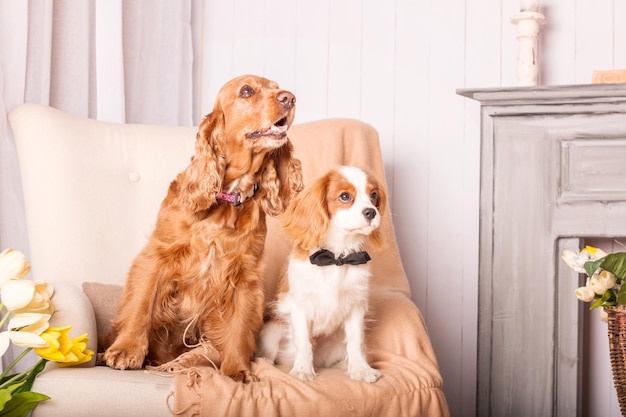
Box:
10, 103, 449, 417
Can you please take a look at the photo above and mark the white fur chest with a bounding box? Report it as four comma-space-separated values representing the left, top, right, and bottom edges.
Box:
278, 257, 371, 337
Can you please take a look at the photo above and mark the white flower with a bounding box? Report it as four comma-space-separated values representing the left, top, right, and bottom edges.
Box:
588, 277, 608, 295
585, 246, 609, 260
1, 280, 54, 315
562, 246, 608, 274
575, 286, 596, 302
597, 270, 617, 291
562, 250, 585, 273
0, 248, 31, 285
0, 313, 51, 356
600, 309, 609, 323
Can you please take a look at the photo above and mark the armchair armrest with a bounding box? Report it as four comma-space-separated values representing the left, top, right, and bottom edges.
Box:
48, 282, 98, 367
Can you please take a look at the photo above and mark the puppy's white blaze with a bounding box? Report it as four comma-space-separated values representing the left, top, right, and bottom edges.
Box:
321, 167, 381, 254
338, 166, 368, 196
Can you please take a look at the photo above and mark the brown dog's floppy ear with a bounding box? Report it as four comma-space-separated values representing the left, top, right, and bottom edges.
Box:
259, 141, 304, 217
177, 110, 226, 212
281, 173, 329, 251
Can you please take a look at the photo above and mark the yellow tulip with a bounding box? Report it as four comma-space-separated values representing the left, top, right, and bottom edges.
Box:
0, 248, 31, 285
35, 326, 94, 367
1, 280, 54, 315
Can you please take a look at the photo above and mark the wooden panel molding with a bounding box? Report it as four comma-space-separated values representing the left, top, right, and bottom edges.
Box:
560, 138, 626, 202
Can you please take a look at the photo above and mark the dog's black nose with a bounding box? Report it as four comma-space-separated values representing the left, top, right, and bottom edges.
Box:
362, 208, 376, 221
277, 91, 296, 109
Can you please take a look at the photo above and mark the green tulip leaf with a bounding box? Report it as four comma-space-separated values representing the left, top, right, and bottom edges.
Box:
0, 373, 19, 386
14, 359, 47, 394
590, 297, 604, 310
0, 391, 50, 417
589, 289, 615, 310
584, 258, 605, 277
600, 253, 626, 280
0, 382, 26, 411
617, 284, 626, 305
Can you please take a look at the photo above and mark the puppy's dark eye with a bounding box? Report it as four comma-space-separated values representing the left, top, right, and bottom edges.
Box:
370, 191, 379, 207
239, 85, 255, 98
339, 192, 353, 203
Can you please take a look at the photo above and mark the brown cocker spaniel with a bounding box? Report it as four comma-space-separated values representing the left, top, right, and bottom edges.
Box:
103, 74, 303, 383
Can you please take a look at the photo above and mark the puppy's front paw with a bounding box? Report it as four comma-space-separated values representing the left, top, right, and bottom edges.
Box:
103, 344, 147, 370
289, 363, 316, 382
348, 365, 381, 383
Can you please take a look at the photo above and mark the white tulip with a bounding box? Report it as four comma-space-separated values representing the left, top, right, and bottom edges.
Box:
0, 248, 31, 285
597, 270, 617, 291
6, 313, 51, 348
0, 332, 10, 356
600, 309, 609, 323
588, 277, 609, 295
1, 280, 54, 315
575, 286, 596, 302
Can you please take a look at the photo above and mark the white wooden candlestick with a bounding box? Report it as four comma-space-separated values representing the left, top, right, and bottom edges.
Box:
511, 10, 546, 86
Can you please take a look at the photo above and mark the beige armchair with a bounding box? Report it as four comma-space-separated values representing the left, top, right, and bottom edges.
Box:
10, 103, 449, 417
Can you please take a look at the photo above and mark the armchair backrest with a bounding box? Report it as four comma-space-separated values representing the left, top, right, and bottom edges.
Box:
10, 104, 410, 298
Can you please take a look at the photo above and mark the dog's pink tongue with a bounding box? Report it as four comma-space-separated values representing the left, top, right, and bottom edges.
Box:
266, 124, 288, 135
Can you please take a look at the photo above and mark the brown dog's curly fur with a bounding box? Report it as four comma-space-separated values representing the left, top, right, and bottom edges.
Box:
103, 75, 303, 383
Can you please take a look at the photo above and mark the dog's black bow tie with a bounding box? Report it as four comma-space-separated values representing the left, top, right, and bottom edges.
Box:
309, 249, 371, 266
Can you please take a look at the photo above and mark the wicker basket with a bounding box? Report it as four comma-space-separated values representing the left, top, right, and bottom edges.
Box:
606, 305, 626, 416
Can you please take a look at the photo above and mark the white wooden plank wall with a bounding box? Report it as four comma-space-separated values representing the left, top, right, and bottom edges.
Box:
196, 1, 626, 416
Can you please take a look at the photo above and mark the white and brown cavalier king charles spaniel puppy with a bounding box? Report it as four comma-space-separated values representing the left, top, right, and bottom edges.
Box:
257, 165, 386, 383
103, 75, 303, 383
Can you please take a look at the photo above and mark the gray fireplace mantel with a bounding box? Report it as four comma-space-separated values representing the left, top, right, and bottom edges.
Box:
458, 84, 626, 417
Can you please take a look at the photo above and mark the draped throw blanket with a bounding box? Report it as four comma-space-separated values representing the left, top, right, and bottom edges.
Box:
150, 119, 450, 417
156, 290, 448, 417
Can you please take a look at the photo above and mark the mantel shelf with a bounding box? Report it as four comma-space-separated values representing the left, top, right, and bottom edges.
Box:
457, 83, 626, 106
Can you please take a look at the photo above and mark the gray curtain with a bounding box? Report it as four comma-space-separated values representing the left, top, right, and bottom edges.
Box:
0, 0, 200, 371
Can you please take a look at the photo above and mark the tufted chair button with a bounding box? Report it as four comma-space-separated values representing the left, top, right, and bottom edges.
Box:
128, 171, 141, 182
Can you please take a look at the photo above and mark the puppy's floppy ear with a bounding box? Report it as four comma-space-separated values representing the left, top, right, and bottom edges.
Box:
368, 178, 388, 249
259, 141, 304, 216
281, 173, 329, 251
177, 110, 226, 212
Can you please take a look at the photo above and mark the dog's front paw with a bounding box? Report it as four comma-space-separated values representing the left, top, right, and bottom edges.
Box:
348, 365, 381, 383
228, 369, 259, 384
289, 363, 316, 382
103, 344, 147, 370
221, 359, 258, 383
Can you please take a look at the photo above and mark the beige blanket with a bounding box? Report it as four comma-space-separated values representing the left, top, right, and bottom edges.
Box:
161, 289, 447, 417
159, 119, 450, 417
